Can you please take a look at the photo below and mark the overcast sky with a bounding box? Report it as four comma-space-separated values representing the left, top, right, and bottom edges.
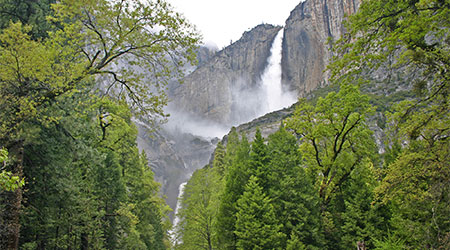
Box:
168, 0, 302, 49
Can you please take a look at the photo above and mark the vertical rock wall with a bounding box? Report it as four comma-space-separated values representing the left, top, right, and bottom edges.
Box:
282, 0, 360, 96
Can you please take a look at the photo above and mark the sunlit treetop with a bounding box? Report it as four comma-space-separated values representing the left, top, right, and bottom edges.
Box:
49, 0, 201, 120
0, 0, 200, 142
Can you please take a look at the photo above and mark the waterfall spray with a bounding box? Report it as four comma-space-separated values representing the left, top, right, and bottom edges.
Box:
170, 182, 187, 245
260, 29, 296, 114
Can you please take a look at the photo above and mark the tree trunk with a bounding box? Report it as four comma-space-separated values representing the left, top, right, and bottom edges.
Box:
2, 140, 24, 250
357, 241, 366, 250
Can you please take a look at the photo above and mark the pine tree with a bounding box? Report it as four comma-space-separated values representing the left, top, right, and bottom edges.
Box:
267, 126, 324, 249
234, 175, 285, 250
0, 1, 199, 246
213, 141, 226, 176
339, 162, 388, 249
248, 129, 270, 191
216, 134, 250, 250
95, 151, 127, 249
329, 0, 449, 248
285, 84, 377, 248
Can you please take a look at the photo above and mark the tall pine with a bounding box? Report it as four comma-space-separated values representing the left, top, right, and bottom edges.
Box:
216, 133, 250, 249
234, 175, 284, 250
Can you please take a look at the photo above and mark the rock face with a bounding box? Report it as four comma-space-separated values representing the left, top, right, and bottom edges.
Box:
169, 24, 282, 125
137, 126, 217, 219
196, 46, 218, 67
282, 0, 360, 96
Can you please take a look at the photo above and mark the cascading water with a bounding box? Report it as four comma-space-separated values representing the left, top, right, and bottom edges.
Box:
170, 181, 187, 244
260, 29, 296, 114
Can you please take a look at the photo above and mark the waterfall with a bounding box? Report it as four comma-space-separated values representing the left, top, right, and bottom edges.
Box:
260, 29, 296, 114
170, 182, 187, 245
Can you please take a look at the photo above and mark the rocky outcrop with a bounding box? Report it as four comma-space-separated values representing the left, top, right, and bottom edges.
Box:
282, 0, 360, 96
137, 125, 217, 219
196, 46, 218, 67
169, 24, 282, 125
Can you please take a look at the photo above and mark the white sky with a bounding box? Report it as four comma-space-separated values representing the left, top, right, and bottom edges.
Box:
168, 0, 302, 49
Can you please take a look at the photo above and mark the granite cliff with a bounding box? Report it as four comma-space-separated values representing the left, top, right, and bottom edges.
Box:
169, 24, 282, 125
137, 125, 217, 218
282, 0, 360, 95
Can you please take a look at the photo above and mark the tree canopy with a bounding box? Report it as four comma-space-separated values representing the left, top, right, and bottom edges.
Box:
0, 0, 199, 249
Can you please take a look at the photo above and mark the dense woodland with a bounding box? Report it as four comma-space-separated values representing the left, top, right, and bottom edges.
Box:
0, 0, 198, 249
174, 0, 449, 250
0, 0, 449, 250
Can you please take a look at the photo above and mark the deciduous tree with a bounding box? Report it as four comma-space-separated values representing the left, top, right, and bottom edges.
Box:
329, 0, 449, 248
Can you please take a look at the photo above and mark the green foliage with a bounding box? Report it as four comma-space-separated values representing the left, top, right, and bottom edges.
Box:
0, 0, 55, 39
0, 149, 24, 191
338, 162, 389, 249
330, 0, 449, 91
176, 1, 449, 249
48, 0, 200, 123
286, 233, 306, 250
0, 0, 199, 248
213, 141, 226, 176
216, 133, 251, 249
234, 175, 285, 250
372, 233, 406, 250
285, 84, 376, 208
0, 0, 200, 143
15, 91, 168, 249
176, 167, 221, 250
266, 126, 324, 249
329, 0, 450, 248
248, 129, 270, 190
376, 106, 450, 248
223, 127, 241, 172
285, 84, 381, 249
0, 21, 85, 142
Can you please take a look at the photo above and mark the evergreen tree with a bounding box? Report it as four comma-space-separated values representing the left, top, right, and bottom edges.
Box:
216, 134, 250, 250
18, 97, 106, 249
330, 0, 449, 248
267, 126, 324, 249
0, 0, 55, 39
213, 141, 226, 176
0, 0, 199, 247
14, 92, 168, 249
95, 151, 127, 249
223, 127, 240, 173
234, 175, 285, 250
248, 129, 270, 191
339, 162, 388, 249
